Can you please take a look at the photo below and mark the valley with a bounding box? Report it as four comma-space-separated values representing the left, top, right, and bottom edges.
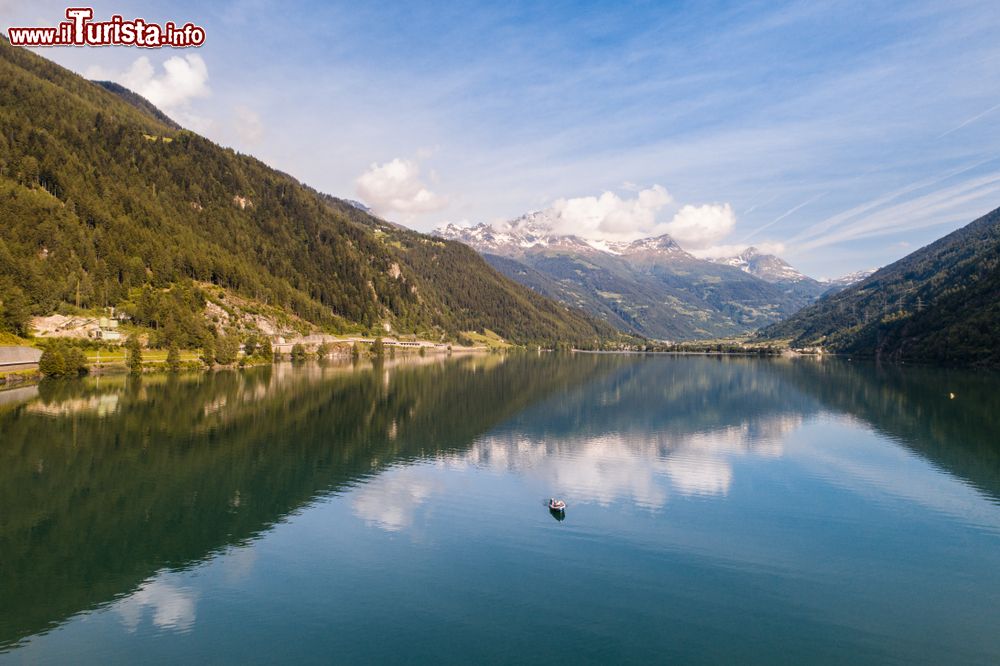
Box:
437, 215, 866, 340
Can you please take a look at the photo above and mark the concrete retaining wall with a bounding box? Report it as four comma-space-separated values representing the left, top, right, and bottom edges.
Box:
0, 346, 42, 367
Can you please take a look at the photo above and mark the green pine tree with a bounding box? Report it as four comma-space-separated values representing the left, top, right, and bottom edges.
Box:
126, 336, 143, 375
0, 282, 31, 336
166, 344, 181, 372
258, 337, 273, 361
200, 337, 216, 368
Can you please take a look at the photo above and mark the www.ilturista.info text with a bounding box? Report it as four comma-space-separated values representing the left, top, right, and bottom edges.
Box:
7, 8, 205, 48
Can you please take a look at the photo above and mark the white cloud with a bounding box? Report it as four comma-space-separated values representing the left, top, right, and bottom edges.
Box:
662, 203, 736, 250
471, 185, 767, 253
544, 185, 673, 241
233, 105, 264, 145
792, 170, 1000, 252
87, 54, 210, 110
85, 54, 211, 130
938, 100, 1000, 138
355, 158, 448, 216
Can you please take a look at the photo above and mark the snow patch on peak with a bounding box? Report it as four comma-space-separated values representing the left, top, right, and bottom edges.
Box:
435, 214, 688, 260
820, 268, 877, 287
628, 234, 684, 252
712, 247, 810, 283
583, 238, 622, 254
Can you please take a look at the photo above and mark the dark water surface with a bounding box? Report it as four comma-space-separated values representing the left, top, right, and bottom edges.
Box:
1, 354, 998, 664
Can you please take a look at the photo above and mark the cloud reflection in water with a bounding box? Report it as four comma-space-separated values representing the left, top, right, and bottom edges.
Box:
113, 578, 198, 634
463, 416, 796, 508
352, 415, 801, 530
352, 465, 446, 531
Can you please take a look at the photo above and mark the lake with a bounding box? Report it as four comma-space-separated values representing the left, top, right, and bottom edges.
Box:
1, 354, 999, 664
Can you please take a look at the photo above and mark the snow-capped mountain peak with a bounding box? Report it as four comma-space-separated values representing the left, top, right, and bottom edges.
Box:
820, 268, 877, 287
435, 214, 628, 256
711, 247, 811, 283
616, 234, 686, 254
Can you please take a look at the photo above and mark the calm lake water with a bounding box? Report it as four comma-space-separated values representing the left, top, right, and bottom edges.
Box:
1, 354, 999, 664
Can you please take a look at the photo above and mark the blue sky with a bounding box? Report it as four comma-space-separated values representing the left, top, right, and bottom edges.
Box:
5, 0, 1000, 277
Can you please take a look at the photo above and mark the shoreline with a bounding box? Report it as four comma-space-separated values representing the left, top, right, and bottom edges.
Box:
0, 344, 493, 391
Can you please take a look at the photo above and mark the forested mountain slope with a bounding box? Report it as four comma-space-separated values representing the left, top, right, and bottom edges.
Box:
762, 206, 1000, 365
0, 37, 615, 347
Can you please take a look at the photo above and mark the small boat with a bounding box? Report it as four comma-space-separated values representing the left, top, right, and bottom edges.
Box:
548, 498, 567, 511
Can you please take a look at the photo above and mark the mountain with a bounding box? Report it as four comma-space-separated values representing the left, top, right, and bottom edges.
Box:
437, 217, 821, 340
712, 246, 827, 303
438, 212, 694, 259
343, 198, 373, 215
762, 206, 1000, 365
436, 211, 602, 256
0, 37, 616, 348
713, 247, 809, 283
820, 268, 876, 292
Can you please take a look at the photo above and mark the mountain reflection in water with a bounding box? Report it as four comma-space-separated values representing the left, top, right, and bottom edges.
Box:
1, 353, 998, 663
